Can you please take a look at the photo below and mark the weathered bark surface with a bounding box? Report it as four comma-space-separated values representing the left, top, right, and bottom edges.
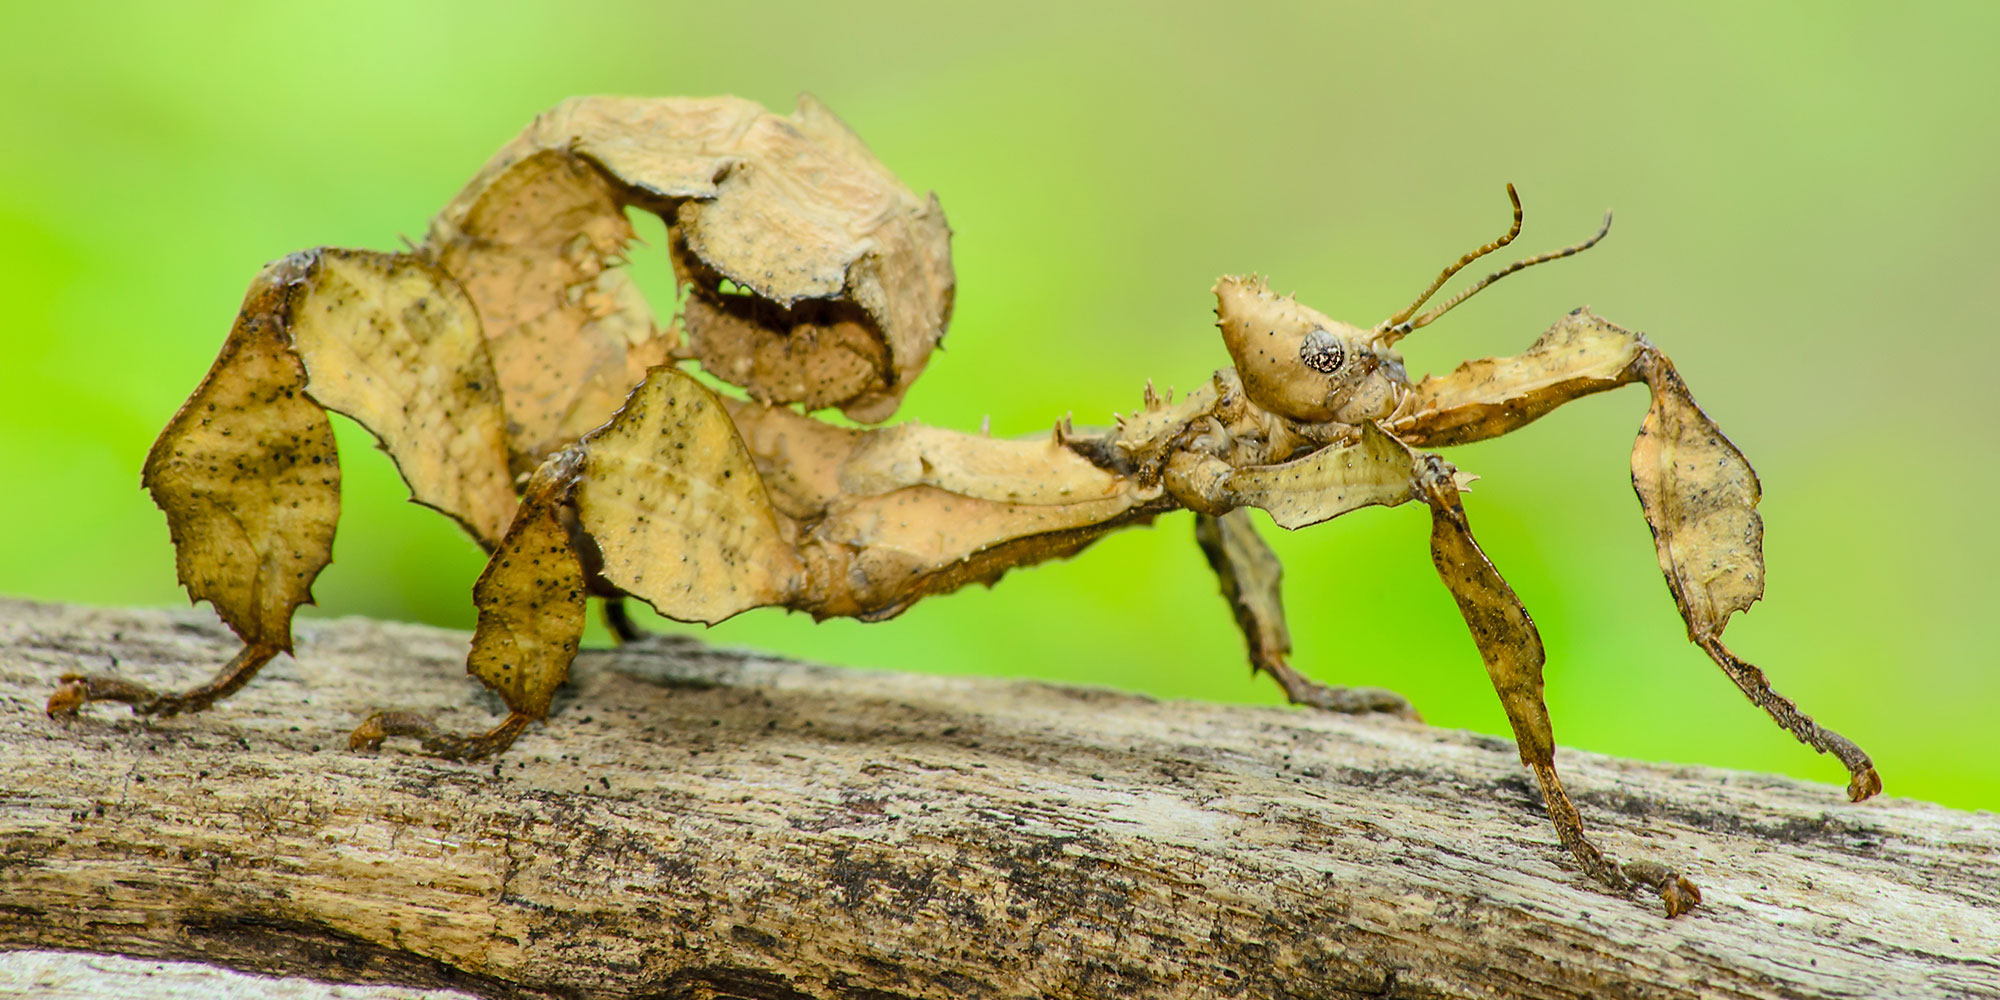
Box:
1, 597, 1995, 999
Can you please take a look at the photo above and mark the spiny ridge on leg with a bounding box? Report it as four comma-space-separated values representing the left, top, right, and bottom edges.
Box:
350, 711, 532, 761
47, 644, 283, 720
1529, 762, 1623, 887
1530, 762, 1702, 917
1266, 658, 1421, 719
1699, 636, 1881, 801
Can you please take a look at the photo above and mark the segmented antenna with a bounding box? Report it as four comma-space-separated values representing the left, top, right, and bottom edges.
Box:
1378, 184, 1524, 332
1375, 186, 1612, 346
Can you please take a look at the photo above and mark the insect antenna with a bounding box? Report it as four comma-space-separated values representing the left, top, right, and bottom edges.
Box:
1375, 187, 1613, 346
1376, 183, 1524, 334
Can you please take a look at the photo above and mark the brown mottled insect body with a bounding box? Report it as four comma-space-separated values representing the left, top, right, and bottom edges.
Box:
50, 97, 1878, 919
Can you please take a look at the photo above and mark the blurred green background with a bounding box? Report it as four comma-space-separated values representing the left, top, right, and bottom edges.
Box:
2, 2, 1994, 809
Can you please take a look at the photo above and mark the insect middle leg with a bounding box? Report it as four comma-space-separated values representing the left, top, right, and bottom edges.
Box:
601, 599, 649, 644
1194, 511, 1419, 719
572, 511, 649, 646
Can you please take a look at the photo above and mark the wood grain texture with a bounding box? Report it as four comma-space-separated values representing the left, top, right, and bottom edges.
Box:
1, 597, 1995, 999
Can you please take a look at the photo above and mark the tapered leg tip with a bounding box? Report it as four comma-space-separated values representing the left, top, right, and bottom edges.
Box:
45, 676, 89, 718
348, 711, 437, 752
1621, 859, 1701, 917
1660, 876, 1703, 917
348, 710, 530, 762
1849, 767, 1884, 802
45, 673, 162, 717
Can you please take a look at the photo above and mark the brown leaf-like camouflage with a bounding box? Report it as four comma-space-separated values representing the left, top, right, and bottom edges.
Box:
438, 95, 953, 428
574, 368, 804, 624
465, 454, 587, 720
1217, 422, 1418, 529
142, 256, 339, 650
286, 249, 516, 548
840, 423, 1127, 504
818, 486, 1149, 587
1388, 308, 1646, 449
1385, 308, 1878, 804
1416, 454, 1553, 766
723, 399, 868, 520
1627, 352, 1764, 639
101, 101, 1866, 917
1387, 309, 1766, 639
428, 146, 670, 470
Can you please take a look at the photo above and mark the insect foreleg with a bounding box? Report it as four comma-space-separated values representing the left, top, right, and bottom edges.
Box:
1177, 423, 1701, 914
1388, 308, 1879, 802
1193, 510, 1418, 718
1629, 352, 1879, 800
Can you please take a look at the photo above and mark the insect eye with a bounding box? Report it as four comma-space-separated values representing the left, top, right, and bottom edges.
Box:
1299, 328, 1344, 374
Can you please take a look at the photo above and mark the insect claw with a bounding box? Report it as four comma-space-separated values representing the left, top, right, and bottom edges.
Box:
1622, 860, 1702, 918
1849, 767, 1884, 802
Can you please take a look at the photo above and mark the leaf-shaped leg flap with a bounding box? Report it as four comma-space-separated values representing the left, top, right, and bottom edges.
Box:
1417, 455, 1699, 916
51, 256, 340, 719
285, 248, 516, 549
1629, 352, 1879, 801
573, 368, 804, 624
350, 452, 586, 760
1216, 422, 1427, 529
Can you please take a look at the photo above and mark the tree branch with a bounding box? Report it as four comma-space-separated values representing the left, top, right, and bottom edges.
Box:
2, 598, 1995, 999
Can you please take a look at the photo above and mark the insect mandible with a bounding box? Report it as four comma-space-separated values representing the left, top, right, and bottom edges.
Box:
47, 95, 1879, 917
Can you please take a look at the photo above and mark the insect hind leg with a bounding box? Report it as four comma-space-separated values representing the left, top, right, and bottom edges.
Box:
51, 257, 341, 727
349, 710, 533, 761
48, 644, 284, 720
601, 598, 649, 644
